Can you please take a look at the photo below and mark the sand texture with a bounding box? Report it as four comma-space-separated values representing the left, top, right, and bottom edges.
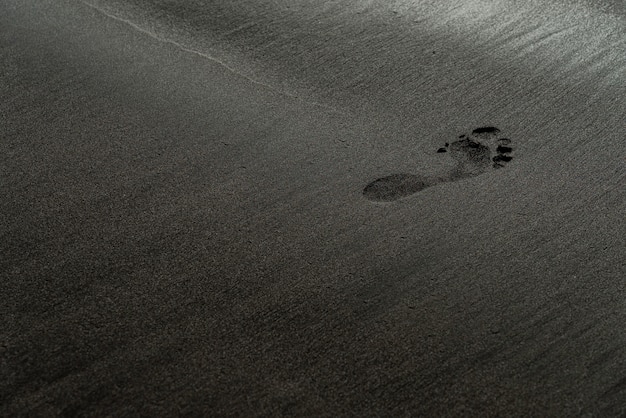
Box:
2, 0, 625, 415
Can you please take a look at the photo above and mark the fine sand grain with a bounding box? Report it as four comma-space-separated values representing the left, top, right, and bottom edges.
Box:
2, 0, 625, 415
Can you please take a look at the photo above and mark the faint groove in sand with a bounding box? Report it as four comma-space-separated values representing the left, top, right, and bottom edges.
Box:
80, 1, 349, 116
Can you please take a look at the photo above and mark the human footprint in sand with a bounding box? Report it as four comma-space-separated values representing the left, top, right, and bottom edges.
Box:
363, 127, 514, 202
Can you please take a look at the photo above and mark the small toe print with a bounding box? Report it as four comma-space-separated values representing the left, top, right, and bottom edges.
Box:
496, 145, 513, 153
437, 147, 447, 153
493, 154, 513, 163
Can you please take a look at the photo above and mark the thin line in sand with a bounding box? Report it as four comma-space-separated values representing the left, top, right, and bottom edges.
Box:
80, 1, 350, 117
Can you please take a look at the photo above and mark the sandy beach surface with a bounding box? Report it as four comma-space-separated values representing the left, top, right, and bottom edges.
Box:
2, 0, 625, 415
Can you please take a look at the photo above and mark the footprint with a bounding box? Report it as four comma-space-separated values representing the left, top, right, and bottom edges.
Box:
363, 126, 514, 202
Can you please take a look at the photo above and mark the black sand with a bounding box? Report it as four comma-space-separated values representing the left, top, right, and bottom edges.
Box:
2, 0, 625, 415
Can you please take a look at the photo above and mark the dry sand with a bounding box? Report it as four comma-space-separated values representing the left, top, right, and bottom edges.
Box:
2, 0, 625, 415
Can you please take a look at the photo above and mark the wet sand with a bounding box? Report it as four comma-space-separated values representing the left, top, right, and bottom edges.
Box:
2, 0, 625, 415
